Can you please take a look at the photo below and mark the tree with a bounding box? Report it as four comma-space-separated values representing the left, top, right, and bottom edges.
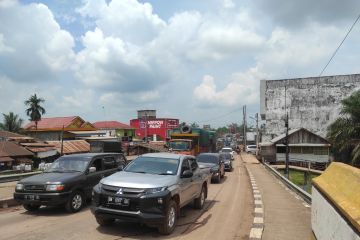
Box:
0, 112, 23, 133
24, 94, 46, 130
327, 90, 360, 165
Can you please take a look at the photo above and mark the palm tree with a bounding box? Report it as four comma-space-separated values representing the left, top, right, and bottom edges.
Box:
24, 94, 46, 130
327, 90, 360, 165
0, 112, 24, 133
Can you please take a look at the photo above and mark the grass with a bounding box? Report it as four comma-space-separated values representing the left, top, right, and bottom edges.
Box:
277, 169, 320, 193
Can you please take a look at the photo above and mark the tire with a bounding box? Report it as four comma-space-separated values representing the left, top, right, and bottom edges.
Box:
23, 204, 40, 212
216, 173, 221, 183
158, 200, 177, 235
65, 191, 84, 213
194, 186, 206, 209
96, 216, 115, 226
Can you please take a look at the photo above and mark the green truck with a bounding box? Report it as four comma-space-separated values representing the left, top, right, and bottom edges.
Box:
169, 125, 216, 156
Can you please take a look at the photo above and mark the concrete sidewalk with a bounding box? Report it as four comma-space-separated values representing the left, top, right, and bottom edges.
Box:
0, 181, 16, 200
242, 153, 312, 240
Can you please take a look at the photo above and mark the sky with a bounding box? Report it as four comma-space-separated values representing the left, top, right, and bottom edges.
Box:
0, 0, 360, 128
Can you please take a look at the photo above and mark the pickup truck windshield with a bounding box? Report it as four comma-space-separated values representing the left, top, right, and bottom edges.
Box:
45, 157, 89, 173
125, 157, 179, 175
196, 155, 219, 164
169, 141, 190, 150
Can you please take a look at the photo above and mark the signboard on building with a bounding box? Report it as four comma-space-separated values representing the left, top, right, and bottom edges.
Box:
167, 119, 179, 128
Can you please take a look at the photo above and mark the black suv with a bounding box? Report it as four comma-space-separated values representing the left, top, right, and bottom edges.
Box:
14, 153, 126, 213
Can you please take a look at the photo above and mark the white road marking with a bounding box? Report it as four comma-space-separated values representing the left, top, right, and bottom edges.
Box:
253, 217, 264, 224
255, 208, 263, 213
249, 227, 263, 238
254, 200, 263, 205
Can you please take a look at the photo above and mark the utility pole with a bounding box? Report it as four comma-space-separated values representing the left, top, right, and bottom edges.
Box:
255, 113, 259, 150
60, 125, 64, 156
284, 86, 290, 179
145, 113, 148, 143
243, 105, 247, 147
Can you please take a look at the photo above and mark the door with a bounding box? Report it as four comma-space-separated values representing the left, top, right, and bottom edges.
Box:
188, 157, 202, 198
85, 158, 104, 197
178, 159, 193, 207
103, 156, 117, 176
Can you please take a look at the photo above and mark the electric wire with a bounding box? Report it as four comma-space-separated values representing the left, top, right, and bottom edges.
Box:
319, 13, 360, 77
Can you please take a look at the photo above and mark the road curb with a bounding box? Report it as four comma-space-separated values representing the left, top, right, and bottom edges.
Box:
0, 198, 19, 208
246, 166, 264, 240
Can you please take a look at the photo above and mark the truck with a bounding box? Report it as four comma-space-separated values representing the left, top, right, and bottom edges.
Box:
91, 153, 211, 235
168, 125, 216, 156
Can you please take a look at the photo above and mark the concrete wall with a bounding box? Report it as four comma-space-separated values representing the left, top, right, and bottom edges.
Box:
260, 74, 360, 142
312, 187, 360, 240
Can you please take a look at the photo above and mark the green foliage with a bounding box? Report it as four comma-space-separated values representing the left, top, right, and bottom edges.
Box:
190, 122, 199, 128
24, 94, 46, 130
327, 90, 360, 165
0, 112, 24, 133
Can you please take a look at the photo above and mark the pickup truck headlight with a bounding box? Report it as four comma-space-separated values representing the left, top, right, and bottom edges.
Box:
144, 187, 167, 195
16, 183, 24, 191
46, 184, 65, 191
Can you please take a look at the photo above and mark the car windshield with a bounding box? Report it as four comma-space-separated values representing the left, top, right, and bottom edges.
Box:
124, 156, 179, 175
221, 148, 232, 153
197, 155, 219, 164
220, 153, 231, 160
45, 157, 89, 173
169, 141, 190, 150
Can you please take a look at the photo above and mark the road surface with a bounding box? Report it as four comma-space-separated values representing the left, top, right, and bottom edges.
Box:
0, 155, 253, 240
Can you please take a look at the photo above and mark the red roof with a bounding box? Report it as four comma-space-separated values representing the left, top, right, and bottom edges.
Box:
92, 121, 134, 130
24, 116, 78, 130
0, 142, 34, 158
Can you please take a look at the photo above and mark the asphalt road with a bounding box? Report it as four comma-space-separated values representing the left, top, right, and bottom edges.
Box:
0, 155, 253, 240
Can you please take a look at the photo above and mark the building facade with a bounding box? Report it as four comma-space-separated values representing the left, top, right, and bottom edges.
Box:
130, 110, 179, 141
92, 121, 135, 140
260, 74, 360, 142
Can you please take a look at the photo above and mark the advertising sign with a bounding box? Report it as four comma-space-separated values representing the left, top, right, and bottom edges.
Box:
167, 119, 179, 128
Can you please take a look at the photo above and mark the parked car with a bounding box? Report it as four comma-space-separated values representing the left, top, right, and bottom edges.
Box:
91, 153, 211, 235
219, 147, 235, 159
196, 153, 225, 183
14, 153, 127, 213
246, 145, 257, 154
219, 153, 233, 171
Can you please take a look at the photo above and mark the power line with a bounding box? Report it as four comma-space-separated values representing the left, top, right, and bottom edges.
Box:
319, 13, 360, 77
197, 107, 243, 124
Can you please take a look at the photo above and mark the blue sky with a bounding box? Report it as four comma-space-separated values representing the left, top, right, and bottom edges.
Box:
1, 0, 360, 128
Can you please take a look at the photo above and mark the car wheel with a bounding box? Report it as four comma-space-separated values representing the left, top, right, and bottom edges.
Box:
194, 186, 206, 209
65, 191, 84, 213
23, 204, 40, 212
96, 216, 115, 226
158, 200, 177, 235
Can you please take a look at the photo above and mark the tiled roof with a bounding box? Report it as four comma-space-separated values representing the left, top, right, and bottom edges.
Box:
24, 116, 78, 130
93, 121, 134, 130
47, 140, 90, 155
0, 141, 34, 157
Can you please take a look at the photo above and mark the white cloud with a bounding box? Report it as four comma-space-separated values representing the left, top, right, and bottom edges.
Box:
0, 1, 75, 82
193, 68, 267, 107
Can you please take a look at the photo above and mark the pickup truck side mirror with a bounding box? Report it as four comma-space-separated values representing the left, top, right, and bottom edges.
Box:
89, 167, 96, 174
181, 170, 193, 178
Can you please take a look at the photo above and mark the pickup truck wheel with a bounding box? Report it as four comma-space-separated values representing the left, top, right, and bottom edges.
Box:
65, 191, 84, 213
96, 216, 115, 226
194, 186, 206, 209
23, 204, 40, 212
158, 200, 177, 235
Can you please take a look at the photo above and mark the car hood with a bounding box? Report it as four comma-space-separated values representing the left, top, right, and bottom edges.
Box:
19, 172, 82, 184
101, 171, 178, 188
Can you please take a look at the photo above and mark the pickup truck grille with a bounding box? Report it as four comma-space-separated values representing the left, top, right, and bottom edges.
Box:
24, 185, 45, 191
102, 184, 145, 195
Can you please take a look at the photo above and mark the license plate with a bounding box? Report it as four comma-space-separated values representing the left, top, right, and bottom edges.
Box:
107, 196, 130, 206
25, 195, 39, 200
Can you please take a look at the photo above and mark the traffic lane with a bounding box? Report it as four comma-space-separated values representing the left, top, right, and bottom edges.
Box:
0, 155, 253, 240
